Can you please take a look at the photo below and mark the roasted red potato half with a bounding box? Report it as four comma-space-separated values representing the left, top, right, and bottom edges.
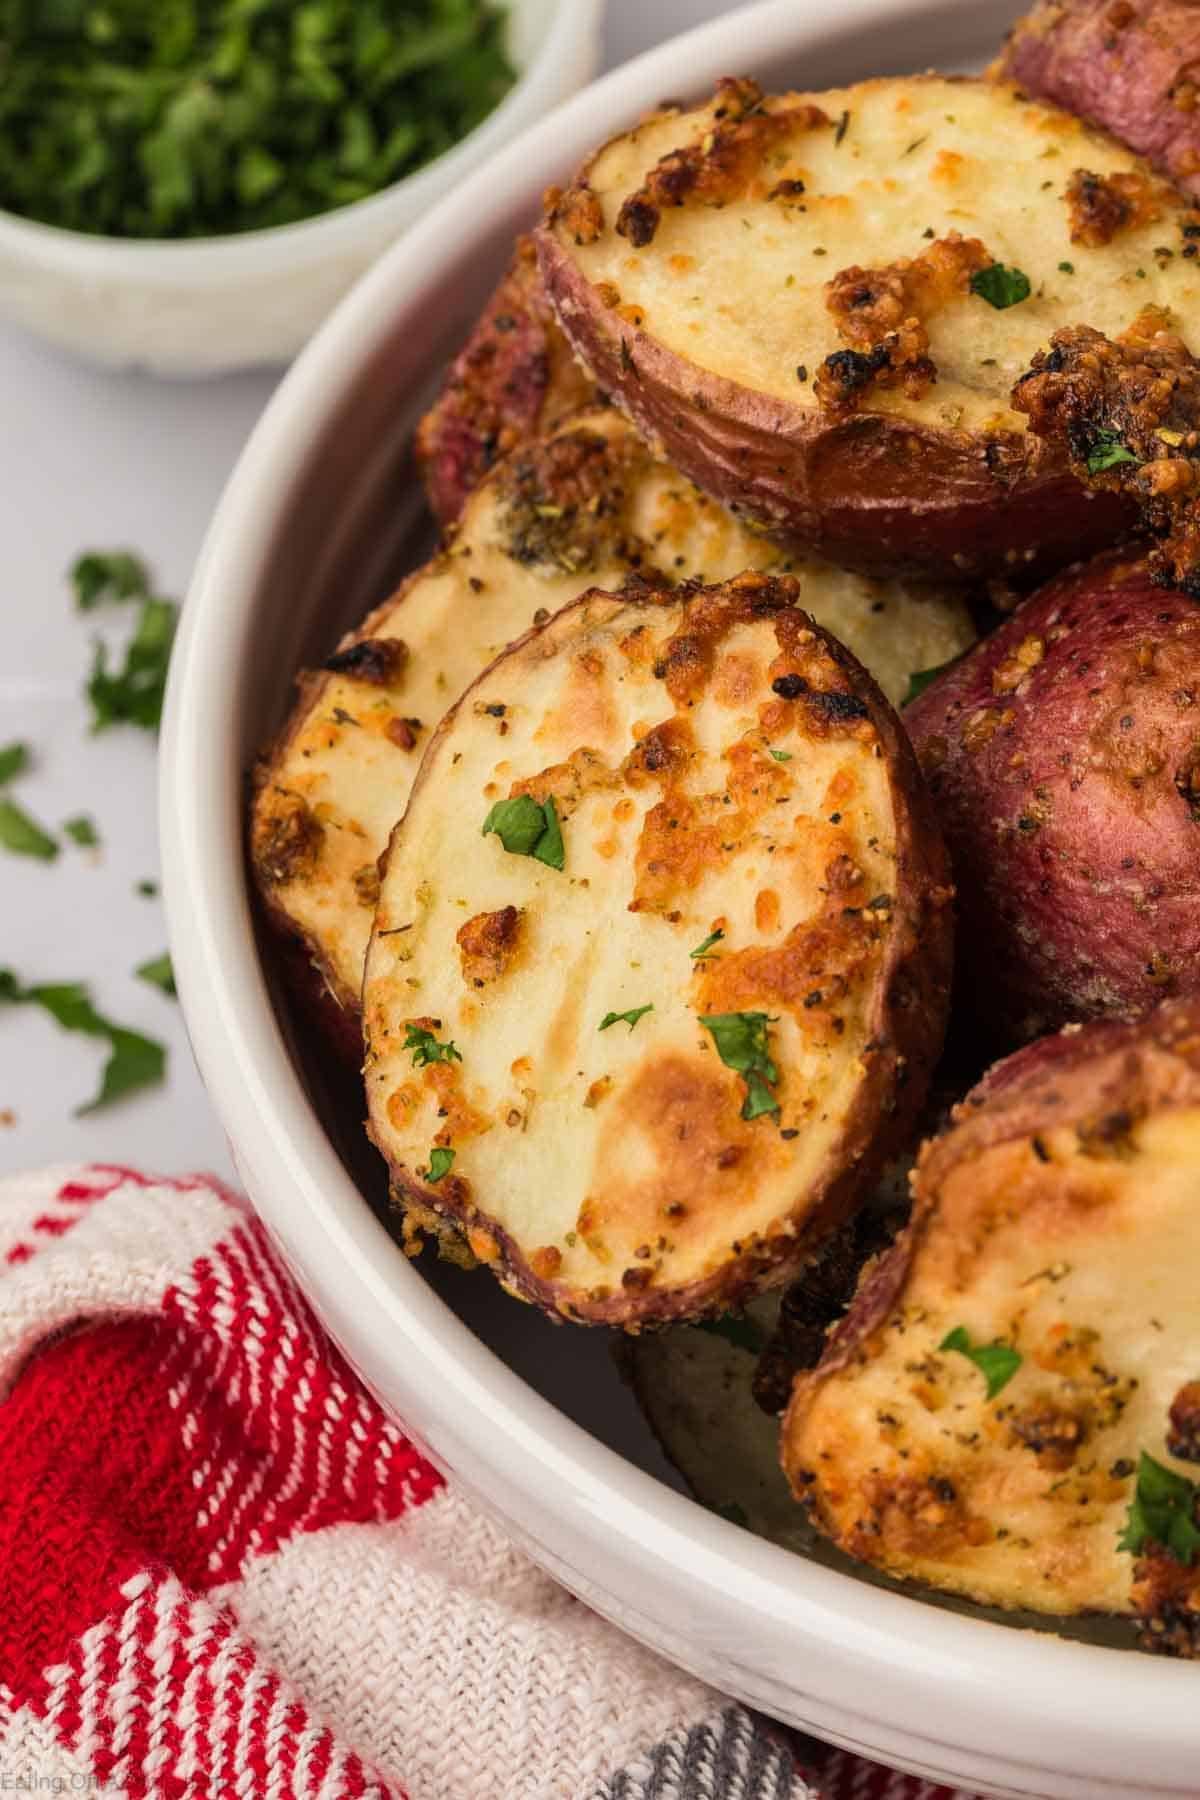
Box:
250, 408, 973, 1051
414, 236, 595, 527
782, 998, 1200, 1646
906, 548, 1200, 1045
995, 0, 1200, 201
532, 74, 1200, 579
363, 571, 953, 1327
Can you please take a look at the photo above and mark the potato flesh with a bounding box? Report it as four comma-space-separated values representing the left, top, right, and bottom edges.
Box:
253, 410, 972, 1014
364, 586, 914, 1314
567, 77, 1200, 438
786, 1106, 1200, 1616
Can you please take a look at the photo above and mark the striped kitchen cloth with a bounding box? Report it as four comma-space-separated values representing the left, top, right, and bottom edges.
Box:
0, 1165, 973, 1800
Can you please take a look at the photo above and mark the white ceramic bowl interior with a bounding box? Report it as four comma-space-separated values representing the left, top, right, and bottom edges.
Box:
162, 3, 1200, 1795
0, 0, 602, 377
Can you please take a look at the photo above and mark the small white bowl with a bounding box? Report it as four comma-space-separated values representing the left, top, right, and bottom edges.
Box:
162, 3, 1200, 1795
0, 0, 602, 376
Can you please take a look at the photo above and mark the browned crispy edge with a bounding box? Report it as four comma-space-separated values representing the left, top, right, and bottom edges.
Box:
247, 569, 430, 1058
782, 995, 1200, 1492
533, 92, 1135, 582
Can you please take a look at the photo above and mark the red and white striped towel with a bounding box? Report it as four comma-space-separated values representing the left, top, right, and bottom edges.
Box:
0, 1164, 974, 1800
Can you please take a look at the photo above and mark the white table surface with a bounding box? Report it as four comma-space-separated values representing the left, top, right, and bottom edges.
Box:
0, 2, 735, 1183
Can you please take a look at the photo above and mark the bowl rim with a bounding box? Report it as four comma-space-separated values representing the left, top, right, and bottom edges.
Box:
0, 0, 597, 273
161, 2, 1200, 1792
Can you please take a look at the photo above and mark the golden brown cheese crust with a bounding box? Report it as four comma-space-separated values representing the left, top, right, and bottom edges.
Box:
608, 79, 831, 249
362, 570, 953, 1327
1064, 167, 1162, 246
782, 998, 1200, 1635
816, 235, 992, 410
534, 74, 1200, 578
1013, 311, 1200, 593
249, 407, 973, 1055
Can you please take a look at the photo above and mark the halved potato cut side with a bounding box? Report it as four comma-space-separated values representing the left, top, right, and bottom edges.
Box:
783, 1000, 1200, 1636
250, 407, 973, 1037
363, 570, 953, 1326
537, 75, 1200, 575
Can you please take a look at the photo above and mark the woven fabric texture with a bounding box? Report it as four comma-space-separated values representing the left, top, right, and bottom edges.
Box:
0, 1164, 976, 1800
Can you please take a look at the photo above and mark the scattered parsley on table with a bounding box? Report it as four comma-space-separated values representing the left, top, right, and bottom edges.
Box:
136, 953, 177, 998
0, 969, 166, 1113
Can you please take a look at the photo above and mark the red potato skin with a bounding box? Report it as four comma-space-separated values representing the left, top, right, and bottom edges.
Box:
906, 547, 1200, 1045
996, 0, 1200, 200
415, 237, 595, 527
535, 229, 1134, 583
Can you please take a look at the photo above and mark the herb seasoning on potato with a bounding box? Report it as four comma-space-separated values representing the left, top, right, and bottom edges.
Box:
251, 409, 972, 1048
784, 997, 1200, 1644
537, 74, 1200, 579
243, 0, 1200, 1664
362, 572, 953, 1326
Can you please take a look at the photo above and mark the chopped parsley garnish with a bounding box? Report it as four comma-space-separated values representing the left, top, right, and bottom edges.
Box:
902, 661, 954, 707
482, 794, 565, 870
136, 953, 177, 998
1085, 430, 1141, 476
939, 1326, 1022, 1399
0, 800, 58, 862
1119, 1452, 1200, 1564
0, 968, 165, 1113
768, 747, 792, 762
70, 549, 178, 731
0, 1, 515, 240
420, 1146, 455, 1184
88, 594, 179, 733
136, 879, 159, 899
690, 929, 725, 960
0, 743, 57, 860
599, 1004, 653, 1032
698, 1314, 767, 1354
699, 1010, 781, 1121
970, 263, 1032, 309
0, 742, 30, 785
404, 1023, 462, 1066
64, 815, 101, 848
71, 551, 150, 611
1058, 260, 1075, 274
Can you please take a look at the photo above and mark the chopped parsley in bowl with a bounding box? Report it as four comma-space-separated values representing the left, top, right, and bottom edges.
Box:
0, 0, 515, 239
0, 0, 599, 373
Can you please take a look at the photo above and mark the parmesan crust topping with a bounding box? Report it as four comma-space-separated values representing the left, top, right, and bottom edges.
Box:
251, 408, 972, 1028
363, 572, 952, 1325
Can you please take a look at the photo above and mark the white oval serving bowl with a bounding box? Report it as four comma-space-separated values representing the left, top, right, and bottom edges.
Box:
0, 0, 601, 377
161, 2, 1200, 1794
